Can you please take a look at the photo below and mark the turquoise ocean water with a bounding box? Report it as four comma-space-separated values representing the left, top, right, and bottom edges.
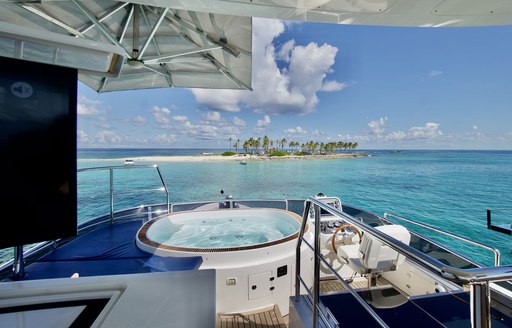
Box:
2, 149, 510, 267
75, 149, 512, 266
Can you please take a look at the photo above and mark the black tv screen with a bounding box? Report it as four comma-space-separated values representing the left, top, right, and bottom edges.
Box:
0, 57, 77, 249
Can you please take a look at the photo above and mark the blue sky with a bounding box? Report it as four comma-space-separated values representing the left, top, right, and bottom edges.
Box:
77, 19, 512, 150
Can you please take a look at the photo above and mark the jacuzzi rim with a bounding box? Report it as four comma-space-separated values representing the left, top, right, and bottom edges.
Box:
137, 208, 306, 253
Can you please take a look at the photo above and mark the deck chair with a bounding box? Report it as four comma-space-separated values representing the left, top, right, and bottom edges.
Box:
337, 224, 410, 285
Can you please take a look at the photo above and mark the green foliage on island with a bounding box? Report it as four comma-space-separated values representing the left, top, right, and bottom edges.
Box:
227, 135, 359, 156
221, 151, 236, 156
268, 149, 287, 156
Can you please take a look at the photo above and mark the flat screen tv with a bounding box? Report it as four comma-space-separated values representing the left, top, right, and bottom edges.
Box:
0, 57, 77, 249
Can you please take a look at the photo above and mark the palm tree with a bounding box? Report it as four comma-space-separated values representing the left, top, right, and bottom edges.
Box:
336, 141, 343, 153
234, 139, 239, 153
263, 135, 270, 153
247, 137, 254, 154
288, 140, 295, 152
229, 137, 232, 150
243, 140, 250, 153
329, 142, 334, 152
280, 138, 287, 150
255, 137, 261, 154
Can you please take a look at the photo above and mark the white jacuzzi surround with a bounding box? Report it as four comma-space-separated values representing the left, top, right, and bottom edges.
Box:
136, 208, 314, 315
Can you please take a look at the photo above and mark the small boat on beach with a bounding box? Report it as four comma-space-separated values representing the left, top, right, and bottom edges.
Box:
124, 159, 135, 165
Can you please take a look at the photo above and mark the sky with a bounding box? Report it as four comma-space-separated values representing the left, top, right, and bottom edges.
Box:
77, 18, 512, 150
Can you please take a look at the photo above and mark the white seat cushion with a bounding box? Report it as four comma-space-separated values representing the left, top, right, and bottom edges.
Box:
336, 224, 411, 275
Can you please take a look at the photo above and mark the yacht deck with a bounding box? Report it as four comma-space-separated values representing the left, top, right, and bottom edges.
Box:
20, 219, 201, 280
217, 305, 287, 328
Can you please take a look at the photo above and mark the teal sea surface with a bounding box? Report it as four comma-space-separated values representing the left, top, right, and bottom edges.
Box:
75, 149, 512, 266
2, 149, 510, 267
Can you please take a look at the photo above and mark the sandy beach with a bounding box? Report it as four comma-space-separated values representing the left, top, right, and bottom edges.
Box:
79, 153, 366, 163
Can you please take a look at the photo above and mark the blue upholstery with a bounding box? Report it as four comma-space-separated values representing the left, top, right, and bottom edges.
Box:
321, 289, 445, 328
24, 220, 202, 280
39, 220, 152, 261
320, 289, 512, 327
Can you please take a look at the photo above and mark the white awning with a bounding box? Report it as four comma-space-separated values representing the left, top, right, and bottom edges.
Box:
2, 0, 512, 92
0, 1, 252, 92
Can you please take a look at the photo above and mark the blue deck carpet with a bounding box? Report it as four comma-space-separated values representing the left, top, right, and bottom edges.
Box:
24, 220, 202, 280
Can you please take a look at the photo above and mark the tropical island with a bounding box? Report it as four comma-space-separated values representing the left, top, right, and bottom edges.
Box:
226, 136, 359, 158
78, 137, 364, 164
98, 136, 365, 163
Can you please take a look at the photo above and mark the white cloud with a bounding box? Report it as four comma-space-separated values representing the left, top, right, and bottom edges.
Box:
257, 115, 271, 128
194, 125, 219, 139
285, 126, 307, 134
368, 117, 388, 135
473, 125, 478, 130
407, 122, 443, 139
151, 106, 171, 125
362, 119, 443, 143
172, 115, 188, 122
254, 115, 271, 133
77, 96, 101, 116
191, 18, 343, 115
192, 89, 243, 112
95, 122, 111, 129
153, 134, 176, 145
321, 80, 346, 92
167, 116, 244, 141
133, 115, 146, 126
277, 40, 295, 62
428, 70, 443, 77
386, 130, 407, 141
182, 121, 195, 129
312, 129, 323, 137
233, 116, 246, 127
205, 111, 221, 122
96, 130, 123, 144
77, 129, 90, 143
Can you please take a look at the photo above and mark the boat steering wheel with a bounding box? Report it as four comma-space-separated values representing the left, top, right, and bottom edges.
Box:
331, 224, 363, 253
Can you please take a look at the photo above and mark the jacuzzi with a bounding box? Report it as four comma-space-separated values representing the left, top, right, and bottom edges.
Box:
136, 208, 313, 315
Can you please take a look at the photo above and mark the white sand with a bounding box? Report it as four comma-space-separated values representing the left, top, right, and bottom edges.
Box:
79, 153, 365, 163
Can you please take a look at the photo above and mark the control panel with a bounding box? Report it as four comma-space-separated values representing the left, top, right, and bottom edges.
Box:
320, 219, 346, 234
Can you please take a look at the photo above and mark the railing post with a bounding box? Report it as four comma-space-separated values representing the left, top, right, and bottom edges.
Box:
486, 209, 491, 230
312, 204, 321, 328
109, 168, 114, 224
295, 201, 311, 301
12, 245, 25, 280
470, 282, 491, 328
155, 166, 170, 214
167, 192, 170, 214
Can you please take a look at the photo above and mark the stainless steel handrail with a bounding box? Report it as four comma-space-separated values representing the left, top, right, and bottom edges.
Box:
486, 208, 512, 235
384, 212, 501, 266
295, 200, 388, 328
169, 198, 290, 212
78, 165, 170, 223
296, 196, 512, 328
